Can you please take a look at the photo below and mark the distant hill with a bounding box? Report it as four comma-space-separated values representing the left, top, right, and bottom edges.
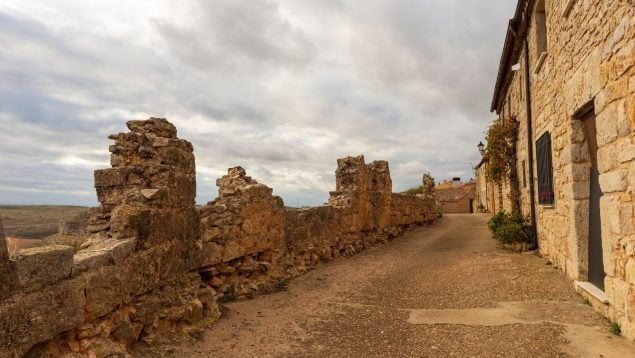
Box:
0, 205, 89, 240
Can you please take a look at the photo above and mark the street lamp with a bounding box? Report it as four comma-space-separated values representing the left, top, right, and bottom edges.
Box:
477, 141, 485, 155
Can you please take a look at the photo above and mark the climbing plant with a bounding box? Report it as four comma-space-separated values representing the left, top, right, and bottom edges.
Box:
485, 117, 521, 213
485, 118, 518, 184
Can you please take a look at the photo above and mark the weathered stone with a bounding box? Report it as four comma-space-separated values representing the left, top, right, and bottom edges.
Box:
141, 188, 162, 200
83, 265, 123, 321
0, 117, 438, 355
0, 277, 85, 357
201, 242, 223, 267
72, 250, 111, 276
599, 170, 628, 193
9, 245, 73, 290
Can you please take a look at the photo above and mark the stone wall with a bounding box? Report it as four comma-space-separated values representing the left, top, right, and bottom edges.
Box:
0, 119, 216, 357
0, 119, 437, 356
491, 0, 635, 338
197, 155, 437, 299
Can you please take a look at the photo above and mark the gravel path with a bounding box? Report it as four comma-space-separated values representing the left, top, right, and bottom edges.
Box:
171, 214, 635, 357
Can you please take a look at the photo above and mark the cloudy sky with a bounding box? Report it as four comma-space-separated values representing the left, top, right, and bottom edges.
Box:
0, 0, 516, 206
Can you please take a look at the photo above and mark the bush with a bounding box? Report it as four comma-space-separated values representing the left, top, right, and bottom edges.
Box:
488, 211, 533, 246
403, 187, 424, 195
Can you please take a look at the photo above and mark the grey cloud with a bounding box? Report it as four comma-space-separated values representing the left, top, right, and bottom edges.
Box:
0, 1, 516, 206
155, 0, 314, 73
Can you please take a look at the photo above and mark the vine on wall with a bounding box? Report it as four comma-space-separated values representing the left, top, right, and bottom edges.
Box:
485, 118, 520, 213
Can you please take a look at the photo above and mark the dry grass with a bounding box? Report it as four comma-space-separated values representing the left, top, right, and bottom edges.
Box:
0, 205, 89, 239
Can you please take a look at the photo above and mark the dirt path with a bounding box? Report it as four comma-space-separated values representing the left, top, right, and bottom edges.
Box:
171, 214, 635, 357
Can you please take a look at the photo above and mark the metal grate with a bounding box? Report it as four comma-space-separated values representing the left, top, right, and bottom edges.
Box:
536, 132, 554, 205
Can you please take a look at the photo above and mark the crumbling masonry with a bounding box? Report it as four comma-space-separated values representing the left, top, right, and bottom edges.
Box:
0, 118, 437, 357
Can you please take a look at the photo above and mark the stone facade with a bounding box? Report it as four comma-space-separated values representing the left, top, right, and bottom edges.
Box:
488, 0, 635, 338
474, 158, 496, 212
435, 183, 476, 214
0, 118, 437, 356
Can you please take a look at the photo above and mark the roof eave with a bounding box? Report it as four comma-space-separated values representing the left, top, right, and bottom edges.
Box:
490, 0, 532, 114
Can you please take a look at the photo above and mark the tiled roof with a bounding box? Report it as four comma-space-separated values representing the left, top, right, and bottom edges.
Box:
435, 183, 476, 202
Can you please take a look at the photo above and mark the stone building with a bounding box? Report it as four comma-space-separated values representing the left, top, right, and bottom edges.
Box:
486, 0, 635, 338
435, 182, 476, 214
474, 157, 496, 212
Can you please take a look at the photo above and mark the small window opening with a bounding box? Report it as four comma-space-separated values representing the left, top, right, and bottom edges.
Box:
535, 0, 548, 55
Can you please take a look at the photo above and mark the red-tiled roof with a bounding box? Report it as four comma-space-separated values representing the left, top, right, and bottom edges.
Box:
435, 183, 476, 202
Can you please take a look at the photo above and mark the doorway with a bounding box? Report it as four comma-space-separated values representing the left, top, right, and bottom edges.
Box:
581, 107, 605, 290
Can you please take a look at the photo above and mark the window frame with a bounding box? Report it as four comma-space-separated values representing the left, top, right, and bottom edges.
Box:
536, 131, 555, 205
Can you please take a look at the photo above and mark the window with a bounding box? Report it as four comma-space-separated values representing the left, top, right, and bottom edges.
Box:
535, 0, 548, 55
536, 132, 554, 205
522, 160, 527, 188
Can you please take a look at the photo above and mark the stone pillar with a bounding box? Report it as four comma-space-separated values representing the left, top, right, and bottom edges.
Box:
421, 172, 436, 199
0, 215, 12, 297
366, 161, 393, 228
328, 155, 371, 230
90, 118, 200, 265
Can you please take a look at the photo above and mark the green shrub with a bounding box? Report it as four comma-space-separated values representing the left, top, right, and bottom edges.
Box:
404, 187, 424, 195
488, 212, 507, 233
488, 211, 533, 246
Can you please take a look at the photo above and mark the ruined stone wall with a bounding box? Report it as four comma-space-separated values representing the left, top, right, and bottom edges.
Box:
0, 119, 217, 357
495, 0, 635, 338
0, 119, 436, 356
198, 155, 437, 298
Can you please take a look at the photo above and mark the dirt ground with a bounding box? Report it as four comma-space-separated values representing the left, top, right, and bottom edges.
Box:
0, 205, 88, 239
157, 214, 635, 357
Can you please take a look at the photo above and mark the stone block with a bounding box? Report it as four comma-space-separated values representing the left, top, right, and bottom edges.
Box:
597, 143, 618, 173
617, 99, 631, 138
109, 205, 150, 242
71, 238, 136, 276
596, 101, 619, 146
600, 197, 616, 276
621, 202, 634, 236
605, 276, 629, 315
571, 181, 590, 200
127, 118, 177, 138
626, 259, 635, 284
599, 170, 628, 193
0, 277, 85, 357
120, 241, 192, 298
73, 249, 111, 277
222, 240, 243, 263
9, 245, 74, 290
627, 96, 635, 131
202, 226, 221, 242
201, 241, 223, 267
94, 167, 130, 188
83, 265, 124, 321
